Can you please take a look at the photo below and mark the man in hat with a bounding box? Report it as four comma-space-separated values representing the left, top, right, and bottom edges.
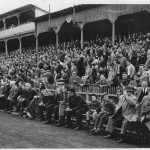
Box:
104, 86, 137, 143
64, 88, 89, 131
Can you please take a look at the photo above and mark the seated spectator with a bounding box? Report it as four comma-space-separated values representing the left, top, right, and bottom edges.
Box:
5, 79, 24, 113
129, 74, 140, 87
95, 74, 107, 85
85, 94, 101, 128
69, 71, 81, 87
126, 59, 135, 79
17, 83, 37, 116
26, 84, 46, 119
55, 85, 69, 127
64, 88, 89, 131
107, 65, 116, 86
44, 87, 63, 125
90, 95, 115, 135
104, 86, 137, 143
121, 72, 130, 88
71, 61, 78, 75
0, 76, 12, 110
57, 69, 69, 84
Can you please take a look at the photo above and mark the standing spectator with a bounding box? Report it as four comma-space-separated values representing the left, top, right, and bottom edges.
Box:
126, 60, 135, 79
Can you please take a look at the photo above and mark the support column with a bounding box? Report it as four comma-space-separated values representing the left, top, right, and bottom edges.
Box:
112, 21, 115, 47
35, 35, 38, 53
78, 23, 85, 49
108, 15, 117, 47
81, 27, 84, 49
18, 36, 22, 54
56, 33, 59, 48
3, 19, 6, 30
17, 14, 20, 25
5, 39, 8, 55
52, 27, 60, 49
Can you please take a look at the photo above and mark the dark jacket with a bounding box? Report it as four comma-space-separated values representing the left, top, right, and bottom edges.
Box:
89, 100, 101, 113
68, 94, 89, 112
25, 88, 37, 104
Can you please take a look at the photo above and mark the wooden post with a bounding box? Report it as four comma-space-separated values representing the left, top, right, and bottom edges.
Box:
19, 36, 22, 54
5, 39, 8, 55
56, 32, 59, 48
36, 35, 38, 53
81, 27, 84, 49
112, 21, 115, 46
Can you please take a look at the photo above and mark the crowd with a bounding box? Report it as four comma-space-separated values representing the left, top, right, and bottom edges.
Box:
0, 31, 150, 145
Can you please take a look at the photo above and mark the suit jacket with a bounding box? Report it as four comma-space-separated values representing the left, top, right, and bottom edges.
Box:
136, 87, 150, 101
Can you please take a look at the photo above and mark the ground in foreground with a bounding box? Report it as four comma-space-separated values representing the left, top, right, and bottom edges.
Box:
0, 112, 141, 148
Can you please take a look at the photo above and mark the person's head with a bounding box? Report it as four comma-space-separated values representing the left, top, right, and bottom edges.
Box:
122, 72, 127, 80
125, 86, 135, 96
126, 60, 131, 66
116, 88, 122, 96
100, 74, 105, 80
137, 52, 141, 58
91, 94, 97, 101
25, 83, 31, 91
72, 71, 77, 77
56, 87, 61, 94
67, 88, 75, 98
62, 85, 69, 93
141, 81, 148, 88
17, 80, 24, 89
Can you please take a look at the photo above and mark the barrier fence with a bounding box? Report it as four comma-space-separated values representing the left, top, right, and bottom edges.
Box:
48, 83, 117, 95
46, 83, 117, 103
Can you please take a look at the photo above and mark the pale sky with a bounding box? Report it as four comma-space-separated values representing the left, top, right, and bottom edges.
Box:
0, 0, 150, 15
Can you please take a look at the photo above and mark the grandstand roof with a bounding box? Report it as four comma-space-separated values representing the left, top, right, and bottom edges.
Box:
35, 4, 102, 22
0, 4, 48, 20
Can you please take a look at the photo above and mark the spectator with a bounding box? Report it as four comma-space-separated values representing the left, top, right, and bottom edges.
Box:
104, 86, 137, 143
64, 88, 89, 131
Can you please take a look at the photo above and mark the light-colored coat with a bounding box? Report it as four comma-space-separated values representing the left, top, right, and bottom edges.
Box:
112, 94, 137, 121
127, 64, 135, 78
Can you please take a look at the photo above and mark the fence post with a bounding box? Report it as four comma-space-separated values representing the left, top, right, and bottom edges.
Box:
86, 92, 89, 103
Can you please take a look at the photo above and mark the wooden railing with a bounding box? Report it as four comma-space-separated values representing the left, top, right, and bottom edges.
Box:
48, 84, 117, 95
45, 83, 117, 103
